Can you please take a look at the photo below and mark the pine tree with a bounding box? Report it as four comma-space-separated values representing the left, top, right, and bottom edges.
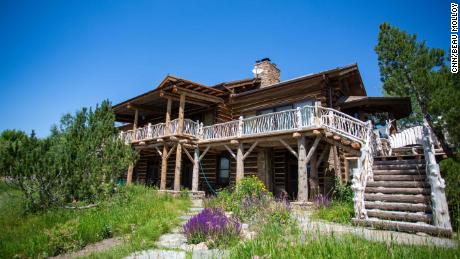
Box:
375, 23, 455, 156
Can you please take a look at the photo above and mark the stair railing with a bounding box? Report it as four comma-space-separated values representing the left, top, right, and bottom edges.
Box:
352, 120, 374, 220
422, 119, 452, 231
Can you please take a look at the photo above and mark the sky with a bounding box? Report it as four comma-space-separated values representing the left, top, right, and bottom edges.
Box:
0, 0, 449, 137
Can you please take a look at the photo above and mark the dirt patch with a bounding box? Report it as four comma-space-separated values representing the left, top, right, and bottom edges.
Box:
50, 236, 123, 259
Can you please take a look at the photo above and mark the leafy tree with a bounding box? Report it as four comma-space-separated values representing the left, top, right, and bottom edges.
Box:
375, 23, 455, 156
0, 100, 137, 211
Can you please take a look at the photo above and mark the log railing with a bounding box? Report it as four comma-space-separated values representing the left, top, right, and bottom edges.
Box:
119, 104, 370, 144
317, 107, 368, 144
202, 120, 239, 140
422, 120, 452, 231
352, 120, 374, 220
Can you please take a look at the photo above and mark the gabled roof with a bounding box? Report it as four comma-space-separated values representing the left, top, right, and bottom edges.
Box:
337, 96, 412, 119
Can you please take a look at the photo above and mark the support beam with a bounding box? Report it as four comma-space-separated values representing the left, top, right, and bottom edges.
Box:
309, 153, 319, 198
199, 146, 211, 161
126, 164, 134, 186
154, 145, 162, 157
192, 147, 200, 192
177, 93, 186, 134
306, 136, 321, 164
279, 139, 298, 159
242, 141, 258, 160
236, 143, 244, 182
183, 147, 194, 163
297, 135, 308, 202
224, 144, 236, 159
316, 147, 329, 170
174, 143, 183, 191
160, 144, 168, 190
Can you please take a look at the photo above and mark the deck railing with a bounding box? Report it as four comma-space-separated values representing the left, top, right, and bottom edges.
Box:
119, 104, 372, 145
202, 120, 239, 140
317, 107, 368, 143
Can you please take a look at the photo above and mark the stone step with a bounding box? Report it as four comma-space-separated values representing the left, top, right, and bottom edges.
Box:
373, 175, 426, 181
365, 187, 430, 195
366, 209, 432, 223
373, 169, 425, 175
364, 193, 430, 203
365, 201, 431, 212
352, 218, 452, 237
373, 164, 425, 170
367, 181, 429, 188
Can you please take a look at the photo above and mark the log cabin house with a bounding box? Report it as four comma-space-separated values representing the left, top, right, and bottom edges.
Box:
114, 58, 452, 236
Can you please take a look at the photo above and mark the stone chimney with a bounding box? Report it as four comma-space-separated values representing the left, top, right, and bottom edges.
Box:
253, 58, 280, 88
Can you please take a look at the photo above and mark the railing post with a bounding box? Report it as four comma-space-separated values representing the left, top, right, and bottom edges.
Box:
314, 101, 321, 126
296, 107, 302, 129
238, 116, 244, 137
147, 123, 152, 139
423, 120, 452, 231
199, 122, 204, 139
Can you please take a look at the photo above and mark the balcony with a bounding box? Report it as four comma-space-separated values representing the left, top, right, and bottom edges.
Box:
120, 105, 371, 146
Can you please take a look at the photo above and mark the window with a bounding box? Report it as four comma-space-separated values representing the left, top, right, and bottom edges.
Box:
218, 156, 230, 185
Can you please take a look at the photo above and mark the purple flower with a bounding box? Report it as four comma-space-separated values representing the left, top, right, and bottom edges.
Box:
313, 194, 331, 208
183, 208, 241, 244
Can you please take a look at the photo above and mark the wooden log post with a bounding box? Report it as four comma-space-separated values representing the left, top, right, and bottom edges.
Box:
177, 94, 185, 134
236, 142, 244, 182
173, 94, 186, 191
160, 144, 169, 190
165, 97, 172, 135
309, 153, 319, 198
174, 143, 183, 191
297, 136, 308, 202
126, 108, 139, 185
297, 136, 321, 202
192, 147, 200, 192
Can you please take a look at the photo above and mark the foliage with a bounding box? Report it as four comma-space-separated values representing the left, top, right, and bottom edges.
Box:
230, 230, 459, 259
313, 194, 331, 208
0, 183, 190, 258
375, 23, 459, 153
205, 176, 274, 221
46, 219, 83, 256
312, 201, 354, 225
184, 208, 241, 248
440, 156, 460, 233
0, 100, 137, 211
332, 178, 354, 203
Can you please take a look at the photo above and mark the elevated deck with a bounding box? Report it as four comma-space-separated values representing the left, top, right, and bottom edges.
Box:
120, 105, 369, 147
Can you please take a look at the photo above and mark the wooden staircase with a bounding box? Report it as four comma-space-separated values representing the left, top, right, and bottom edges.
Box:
353, 156, 452, 237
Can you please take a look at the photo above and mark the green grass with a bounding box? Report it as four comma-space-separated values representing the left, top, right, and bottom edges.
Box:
311, 201, 355, 225
0, 182, 190, 258
230, 216, 460, 259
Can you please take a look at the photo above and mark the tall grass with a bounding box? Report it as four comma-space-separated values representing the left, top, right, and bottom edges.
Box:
0, 182, 190, 258
230, 216, 460, 259
311, 201, 354, 225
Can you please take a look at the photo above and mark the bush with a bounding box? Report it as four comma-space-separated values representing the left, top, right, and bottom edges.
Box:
332, 178, 353, 203
440, 156, 460, 232
46, 219, 83, 256
0, 100, 137, 211
183, 208, 241, 248
313, 194, 331, 208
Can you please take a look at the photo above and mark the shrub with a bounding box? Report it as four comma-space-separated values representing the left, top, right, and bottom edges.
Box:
332, 177, 353, 203
0, 100, 137, 211
183, 208, 241, 248
440, 156, 460, 232
313, 194, 331, 208
46, 219, 83, 256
